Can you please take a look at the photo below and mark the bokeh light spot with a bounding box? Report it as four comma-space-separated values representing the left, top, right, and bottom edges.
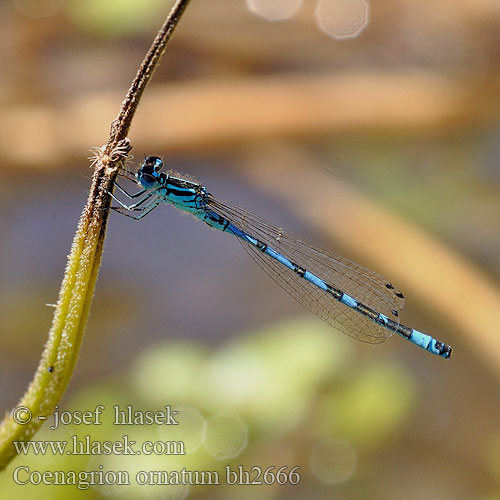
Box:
203, 414, 248, 460
315, 0, 369, 39
246, 0, 302, 21
158, 406, 206, 454
157, 484, 190, 500
309, 438, 356, 483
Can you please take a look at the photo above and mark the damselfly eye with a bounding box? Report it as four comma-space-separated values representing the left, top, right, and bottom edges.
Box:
144, 155, 163, 172
139, 172, 156, 186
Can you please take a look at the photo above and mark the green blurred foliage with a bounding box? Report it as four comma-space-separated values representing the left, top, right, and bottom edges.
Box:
0, 319, 418, 498
66, 0, 174, 37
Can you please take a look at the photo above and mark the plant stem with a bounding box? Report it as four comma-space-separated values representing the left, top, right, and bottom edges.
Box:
0, 0, 192, 471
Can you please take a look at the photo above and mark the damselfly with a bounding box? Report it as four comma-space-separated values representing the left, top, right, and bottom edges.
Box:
110, 156, 452, 359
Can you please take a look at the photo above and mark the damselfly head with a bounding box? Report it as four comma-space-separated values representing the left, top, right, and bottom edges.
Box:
137, 156, 163, 188
142, 155, 163, 173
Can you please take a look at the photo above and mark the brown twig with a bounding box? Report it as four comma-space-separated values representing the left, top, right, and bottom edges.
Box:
108, 0, 192, 150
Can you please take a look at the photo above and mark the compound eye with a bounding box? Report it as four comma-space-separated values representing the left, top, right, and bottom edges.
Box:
154, 157, 163, 171
144, 155, 163, 171
140, 172, 156, 186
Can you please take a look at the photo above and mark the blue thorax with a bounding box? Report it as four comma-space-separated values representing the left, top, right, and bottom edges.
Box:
136, 156, 206, 215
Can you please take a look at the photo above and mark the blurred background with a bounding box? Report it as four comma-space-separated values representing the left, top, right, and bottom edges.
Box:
1, 0, 500, 498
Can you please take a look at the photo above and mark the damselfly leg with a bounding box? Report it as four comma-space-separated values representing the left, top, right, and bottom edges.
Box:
111, 200, 161, 220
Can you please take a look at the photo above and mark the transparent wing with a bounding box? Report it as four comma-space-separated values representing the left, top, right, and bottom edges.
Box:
207, 194, 405, 344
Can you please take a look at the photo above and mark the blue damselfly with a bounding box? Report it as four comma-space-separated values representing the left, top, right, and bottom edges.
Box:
111, 156, 452, 359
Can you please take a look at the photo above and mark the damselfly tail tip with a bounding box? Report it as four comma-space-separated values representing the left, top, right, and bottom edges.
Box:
436, 341, 452, 359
